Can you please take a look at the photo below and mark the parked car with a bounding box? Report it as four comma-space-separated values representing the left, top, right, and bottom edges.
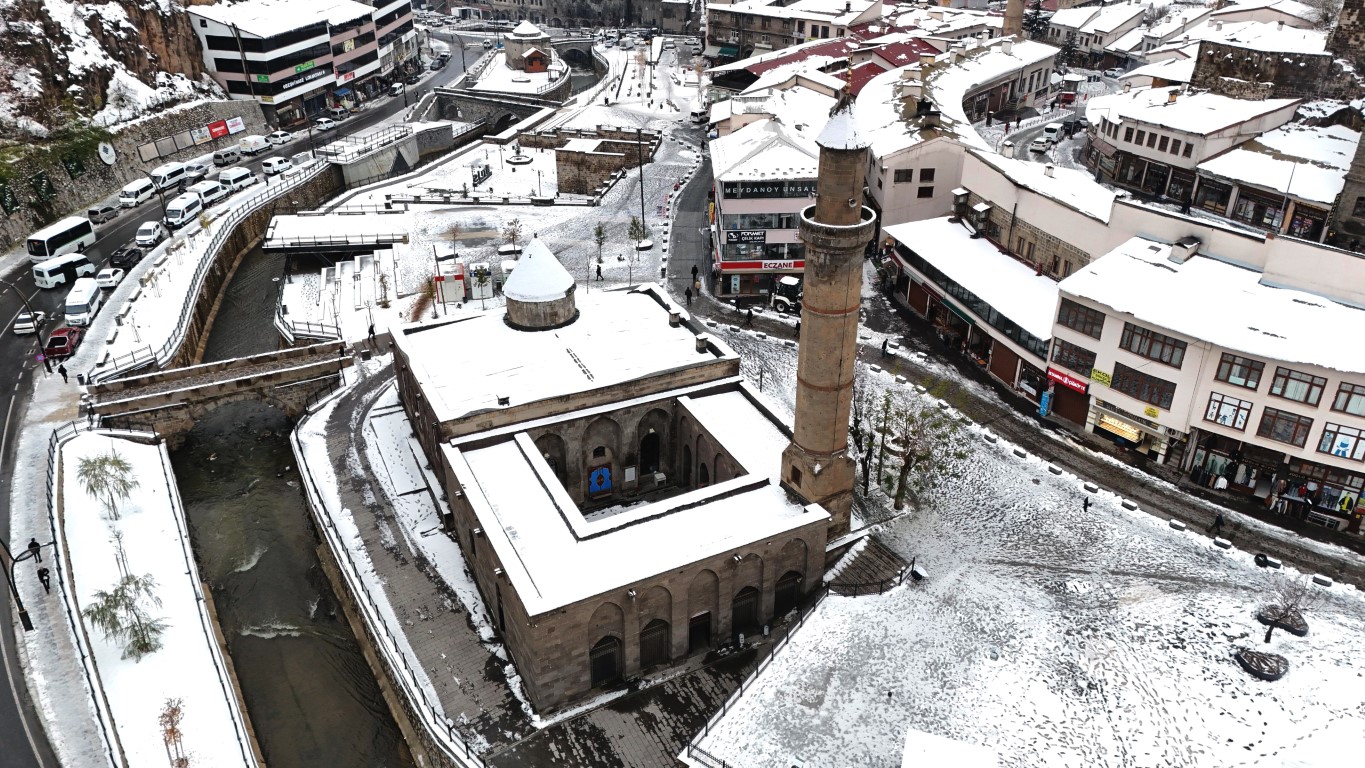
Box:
1103, 67, 1125, 78
109, 246, 143, 269
1029, 136, 1051, 153
219, 167, 259, 192
326, 106, 349, 121
86, 204, 119, 224
405, 73, 421, 85
267, 130, 293, 146
1042, 122, 1064, 143
12, 310, 46, 335
135, 221, 166, 247
213, 147, 242, 166
261, 156, 293, 176
482, 39, 494, 49
430, 59, 443, 70
95, 268, 125, 289
184, 161, 212, 181
664, 39, 675, 49
314, 117, 338, 131
43, 326, 84, 360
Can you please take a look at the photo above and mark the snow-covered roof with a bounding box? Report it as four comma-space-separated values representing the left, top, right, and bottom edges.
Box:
818, 98, 869, 150
446, 386, 825, 615
885, 217, 1059, 342
1145, 18, 1327, 55
972, 152, 1118, 223
1049, 3, 1148, 35
394, 289, 729, 423
1197, 123, 1360, 205
263, 212, 411, 248
1121, 56, 1196, 84
921, 39, 1057, 148
511, 19, 544, 37
717, 0, 880, 25
1209, 0, 1319, 24
901, 727, 999, 768
710, 37, 863, 77
1084, 86, 1298, 136
1061, 237, 1365, 375
190, 0, 374, 37
710, 118, 820, 182
502, 238, 574, 302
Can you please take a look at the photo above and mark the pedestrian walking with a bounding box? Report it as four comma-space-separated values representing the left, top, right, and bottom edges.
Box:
684, 286, 693, 305
1082, 497, 1090, 513
880, 339, 890, 357
691, 264, 699, 280
596, 264, 603, 281
27, 538, 41, 563
1208, 513, 1225, 535
744, 308, 754, 327
57, 364, 68, 384
37, 567, 51, 594
367, 324, 375, 342
794, 320, 800, 338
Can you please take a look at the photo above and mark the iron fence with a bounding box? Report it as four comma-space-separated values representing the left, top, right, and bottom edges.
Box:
86, 345, 155, 384
827, 568, 909, 597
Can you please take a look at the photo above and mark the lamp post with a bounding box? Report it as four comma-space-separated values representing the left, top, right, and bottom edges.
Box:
0, 537, 47, 632
636, 127, 646, 255
147, 174, 168, 219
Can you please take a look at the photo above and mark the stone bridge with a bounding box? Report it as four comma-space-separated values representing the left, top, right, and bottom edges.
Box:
88, 341, 353, 444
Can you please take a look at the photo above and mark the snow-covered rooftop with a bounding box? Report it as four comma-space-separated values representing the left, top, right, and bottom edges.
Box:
885, 217, 1059, 342
392, 288, 730, 423
972, 152, 1118, 223
190, 0, 374, 37
1084, 86, 1298, 136
1061, 237, 1365, 375
1146, 18, 1327, 55
510, 19, 544, 37
1049, 3, 1148, 35
1197, 123, 1360, 204
818, 99, 869, 151
711, 118, 820, 182
1121, 56, 1197, 84
263, 212, 411, 248
471, 50, 564, 95
901, 727, 999, 768
502, 237, 575, 302
1209, 0, 1319, 24
446, 386, 823, 615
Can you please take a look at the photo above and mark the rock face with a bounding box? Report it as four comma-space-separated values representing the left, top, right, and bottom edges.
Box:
0, 0, 218, 136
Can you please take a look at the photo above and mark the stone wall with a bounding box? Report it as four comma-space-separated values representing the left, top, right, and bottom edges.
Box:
966, 190, 1092, 278
0, 100, 270, 252
1190, 41, 1357, 101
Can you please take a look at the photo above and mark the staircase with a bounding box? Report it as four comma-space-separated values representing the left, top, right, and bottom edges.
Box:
828, 536, 910, 596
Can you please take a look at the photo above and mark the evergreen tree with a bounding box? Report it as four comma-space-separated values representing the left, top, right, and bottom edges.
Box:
1023, 0, 1051, 40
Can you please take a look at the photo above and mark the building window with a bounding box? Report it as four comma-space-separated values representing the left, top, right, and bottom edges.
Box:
1320, 423, 1365, 461
1333, 382, 1365, 416
1195, 179, 1231, 214
199, 18, 207, 27
1135, 129, 1146, 145
1170, 139, 1182, 155
893, 169, 913, 183
1205, 392, 1252, 430
1051, 338, 1096, 377
1123, 126, 1134, 142
917, 186, 934, 198
1182, 143, 1193, 158
1112, 362, 1176, 409
1146, 132, 1157, 148
1056, 298, 1105, 340
1119, 322, 1186, 368
1257, 407, 1314, 448
920, 168, 936, 183
1270, 366, 1326, 406
1215, 353, 1264, 390
1158, 136, 1169, 152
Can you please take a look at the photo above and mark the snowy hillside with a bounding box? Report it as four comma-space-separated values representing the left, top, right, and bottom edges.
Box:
0, 0, 223, 137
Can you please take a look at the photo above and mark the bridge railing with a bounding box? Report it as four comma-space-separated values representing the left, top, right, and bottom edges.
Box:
86, 345, 156, 385
274, 308, 342, 346
320, 125, 414, 163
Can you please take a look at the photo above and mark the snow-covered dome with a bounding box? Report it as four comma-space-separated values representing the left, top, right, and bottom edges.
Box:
511, 20, 544, 38
503, 238, 578, 330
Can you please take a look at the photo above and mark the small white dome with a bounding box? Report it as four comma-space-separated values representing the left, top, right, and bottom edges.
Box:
503, 238, 574, 302
511, 20, 544, 37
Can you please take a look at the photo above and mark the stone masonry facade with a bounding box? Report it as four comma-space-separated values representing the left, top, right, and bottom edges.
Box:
965, 190, 1091, 278
1190, 41, 1360, 101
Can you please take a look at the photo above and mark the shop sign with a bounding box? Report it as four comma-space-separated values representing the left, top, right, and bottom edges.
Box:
207, 120, 229, 139
1038, 390, 1051, 417
190, 126, 212, 145
294, 60, 316, 74
1097, 414, 1142, 442
275, 65, 330, 95
941, 298, 975, 326
718, 260, 804, 272
340, 71, 356, 82
761, 260, 796, 270
725, 230, 766, 244
343, 38, 356, 53
259, 95, 275, 104
721, 179, 817, 199
1090, 369, 1112, 387
225, 116, 246, 134
255, 74, 271, 83
1144, 405, 1160, 418
1047, 367, 1088, 394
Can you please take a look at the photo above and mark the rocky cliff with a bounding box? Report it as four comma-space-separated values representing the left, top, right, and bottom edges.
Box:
0, 0, 222, 138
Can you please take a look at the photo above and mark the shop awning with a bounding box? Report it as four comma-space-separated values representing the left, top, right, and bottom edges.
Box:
334, 88, 352, 96
941, 298, 975, 326
703, 45, 724, 57
719, 46, 740, 57
1090, 137, 1116, 159
1097, 414, 1142, 442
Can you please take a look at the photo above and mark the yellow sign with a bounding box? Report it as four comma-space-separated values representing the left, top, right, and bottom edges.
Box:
1090, 369, 1112, 387
1144, 406, 1160, 418
343, 38, 355, 53
1098, 415, 1142, 442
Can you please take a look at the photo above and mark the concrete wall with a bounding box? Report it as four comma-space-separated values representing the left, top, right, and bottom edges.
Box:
93, 341, 346, 396
338, 138, 421, 188
0, 100, 270, 252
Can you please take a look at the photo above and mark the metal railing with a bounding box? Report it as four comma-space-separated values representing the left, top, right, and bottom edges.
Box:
45, 420, 123, 768
266, 231, 409, 248
273, 308, 341, 345
827, 567, 908, 597
291, 412, 488, 768
322, 125, 414, 163
464, 50, 497, 83
685, 587, 830, 767
87, 345, 156, 384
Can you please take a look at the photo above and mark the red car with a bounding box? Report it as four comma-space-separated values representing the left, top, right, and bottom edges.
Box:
43, 327, 85, 360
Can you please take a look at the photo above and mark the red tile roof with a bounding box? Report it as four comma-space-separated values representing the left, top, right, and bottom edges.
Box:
847, 61, 888, 96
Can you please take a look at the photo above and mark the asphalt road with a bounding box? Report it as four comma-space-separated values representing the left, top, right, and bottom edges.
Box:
0, 54, 473, 768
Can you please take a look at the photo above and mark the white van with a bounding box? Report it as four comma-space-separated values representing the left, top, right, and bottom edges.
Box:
163, 192, 203, 229
219, 167, 259, 192
239, 134, 270, 155
1042, 122, 1064, 144
187, 180, 228, 207
261, 157, 292, 176
118, 178, 156, 208
213, 146, 242, 166
64, 277, 104, 327
33, 253, 96, 289
149, 162, 187, 191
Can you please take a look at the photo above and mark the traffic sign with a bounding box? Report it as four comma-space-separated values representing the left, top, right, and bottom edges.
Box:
35, 354, 45, 362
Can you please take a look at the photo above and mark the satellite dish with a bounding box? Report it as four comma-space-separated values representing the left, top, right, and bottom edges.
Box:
97, 142, 116, 165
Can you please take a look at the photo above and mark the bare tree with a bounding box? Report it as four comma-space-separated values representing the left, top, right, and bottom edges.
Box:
159, 698, 189, 768
1303, 0, 1344, 30
77, 449, 140, 520
887, 385, 969, 510
502, 217, 522, 250
82, 536, 166, 660
1260, 576, 1321, 643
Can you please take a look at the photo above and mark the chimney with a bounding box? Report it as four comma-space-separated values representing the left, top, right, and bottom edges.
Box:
1278, 20, 1285, 30
1123, 81, 1132, 92
915, 97, 933, 116
1215, 20, 1223, 31
1044, 163, 1055, 177
1003, 0, 1025, 37
1002, 39, 1013, 55
1169, 236, 1202, 263
1002, 140, 1015, 158
695, 334, 711, 353
1167, 89, 1178, 104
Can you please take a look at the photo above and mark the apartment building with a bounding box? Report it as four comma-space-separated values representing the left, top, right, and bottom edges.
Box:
1047, 1, 1149, 66
704, 0, 883, 60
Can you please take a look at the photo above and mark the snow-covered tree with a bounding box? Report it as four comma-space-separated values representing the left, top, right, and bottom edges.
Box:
628, 215, 649, 249
1023, 0, 1051, 39
77, 449, 140, 520
82, 538, 166, 660
502, 217, 522, 249
1260, 577, 1321, 643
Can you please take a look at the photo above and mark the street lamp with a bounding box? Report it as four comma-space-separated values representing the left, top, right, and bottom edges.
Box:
0, 537, 48, 632
0, 277, 49, 371
147, 174, 168, 219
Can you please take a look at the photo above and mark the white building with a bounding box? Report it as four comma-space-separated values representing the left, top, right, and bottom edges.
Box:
1047, 2, 1151, 64
1053, 235, 1365, 533
704, 0, 884, 59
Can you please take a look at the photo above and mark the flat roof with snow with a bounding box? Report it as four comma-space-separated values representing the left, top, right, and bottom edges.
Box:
1196, 122, 1360, 205
711, 118, 820, 182
972, 151, 1118, 223
394, 288, 734, 423
885, 217, 1059, 342
190, 0, 374, 37
1060, 237, 1365, 375
263, 212, 412, 249
1085, 86, 1298, 136
446, 385, 824, 615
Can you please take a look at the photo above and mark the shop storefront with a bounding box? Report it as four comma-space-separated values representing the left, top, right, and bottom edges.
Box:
1281, 460, 1363, 531
715, 259, 804, 299
1044, 367, 1090, 424
1287, 202, 1329, 241
1230, 186, 1286, 231
1187, 430, 1281, 498
1089, 398, 1172, 462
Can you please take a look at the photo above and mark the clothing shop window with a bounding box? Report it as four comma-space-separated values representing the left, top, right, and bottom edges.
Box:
1320, 423, 1365, 461
1257, 407, 1314, 448
1205, 392, 1252, 431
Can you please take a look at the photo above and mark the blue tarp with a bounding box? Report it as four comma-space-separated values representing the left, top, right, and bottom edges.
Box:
334, 87, 351, 96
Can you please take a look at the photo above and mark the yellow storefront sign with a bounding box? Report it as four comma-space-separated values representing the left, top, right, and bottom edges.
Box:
1090, 369, 1112, 387
1144, 406, 1160, 418
1097, 414, 1142, 442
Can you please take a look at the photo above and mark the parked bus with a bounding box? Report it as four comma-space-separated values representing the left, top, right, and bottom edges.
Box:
33, 253, 97, 289
27, 216, 96, 263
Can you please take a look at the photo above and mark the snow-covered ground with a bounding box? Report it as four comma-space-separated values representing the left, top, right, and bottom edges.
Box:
59, 432, 256, 768
687, 353, 1365, 768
